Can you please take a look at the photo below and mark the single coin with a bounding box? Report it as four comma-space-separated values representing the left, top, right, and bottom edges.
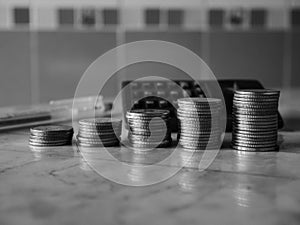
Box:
126, 109, 170, 117
29, 142, 72, 147
79, 118, 122, 126
231, 144, 278, 152
29, 134, 73, 141
77, 142, 120, 147
178, 97, 222, 104
234, 89, 280, 96
30, 125, 73, 134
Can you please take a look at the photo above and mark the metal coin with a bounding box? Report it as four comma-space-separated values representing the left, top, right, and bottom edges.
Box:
231, 144, 278, 152
234, 89, 280, 96
30, 125, 73, 134
79, 118, 122, 126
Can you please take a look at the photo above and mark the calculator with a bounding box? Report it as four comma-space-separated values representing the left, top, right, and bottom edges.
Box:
121, 79, 284, 132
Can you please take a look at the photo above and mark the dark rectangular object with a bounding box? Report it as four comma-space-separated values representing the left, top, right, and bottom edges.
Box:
145, 8, 160, 25
103, 9, 119, 25
58, 8, 74, 26
14, 7, 30, 25
167, 9, 184, 26
81, 9, 95, 27
291, 8, 300, 27
250, 9, 266, 28
122, 79, 284, 132
209, 9, 224, 28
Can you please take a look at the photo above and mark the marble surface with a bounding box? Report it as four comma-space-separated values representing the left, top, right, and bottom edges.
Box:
0, 128, 300, 225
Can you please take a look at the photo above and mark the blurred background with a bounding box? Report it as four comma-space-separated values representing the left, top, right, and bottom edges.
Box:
0, 0, 299, 128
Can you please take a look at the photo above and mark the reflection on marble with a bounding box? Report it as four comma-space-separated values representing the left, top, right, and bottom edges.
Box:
0, 129, 299, 225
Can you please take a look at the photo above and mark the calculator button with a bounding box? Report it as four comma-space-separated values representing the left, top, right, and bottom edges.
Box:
156, 82, 165, 89
144, 91, 154, 97
142, 82, 153, 89
130, 82, 140, 89
170, 90, 183, 99
157, 90, 166, 97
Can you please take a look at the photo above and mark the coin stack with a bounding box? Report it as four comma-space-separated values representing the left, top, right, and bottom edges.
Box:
232, 89, 280, 151
126, 109, 172, 149
177, 98, 223, 151
29, 125, 73, 147
77, 118, 122, 147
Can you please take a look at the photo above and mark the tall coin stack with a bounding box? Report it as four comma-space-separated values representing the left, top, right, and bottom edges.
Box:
77, 118, 122, 147
126, 109, 172, 149
177, 98, 223, 151
232, 89, 280, 151
29, 125, 73, 147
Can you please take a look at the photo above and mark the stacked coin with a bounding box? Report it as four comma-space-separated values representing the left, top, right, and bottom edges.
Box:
177, 98, 223, 151
29, 125, 73, 147
232, 89, 280, 151
77, 118, 122, 147
126, 109, 172, 149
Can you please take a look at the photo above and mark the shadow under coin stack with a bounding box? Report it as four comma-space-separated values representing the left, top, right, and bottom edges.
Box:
177, 98, 223, 151
29, 125, 73, 147
77, 118, 122, 147
232, 89, 280, 151
126, 109, 172, 150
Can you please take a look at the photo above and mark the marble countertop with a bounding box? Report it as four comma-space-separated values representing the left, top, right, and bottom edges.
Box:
0, 128, 300, 225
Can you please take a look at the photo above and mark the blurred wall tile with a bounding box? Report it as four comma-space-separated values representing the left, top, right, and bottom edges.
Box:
291, 8, 300, 28
103, 9, 119, 26
38, 32, 117, 102
121, 7, 143, 29
145, 8, 160, 26
0, 5, 9, 29
167, 9, 184, 27
0, 32, 31, 106
209, 9, 224, 28
124, 31, 203, 81
58, 8, 74, 26
268, 8, 289, 30
36, 7, 56, 30
250, 9, 266, 28
184, 8, 207, 30
14, 7, 30, 25
208, 31, 285, 88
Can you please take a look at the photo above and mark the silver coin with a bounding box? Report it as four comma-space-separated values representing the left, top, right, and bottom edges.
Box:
232, 113, 278, 119
29, 140, 71, 146
231, 144, 278, 152
77, 142, 120, 147
234, 89, 280, 95
231, 142, 277, 149
178, 97, 222, 104
129, 139, 172, 148
233, 95, 279, 101
232, 136, 277, 142
126, 109, 170, 117
29, 134, 73, 140
30, 125, 73, 134
79, 118, 122, 126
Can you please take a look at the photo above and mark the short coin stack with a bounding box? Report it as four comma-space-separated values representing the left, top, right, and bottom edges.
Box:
29, 125, 73, 147
232, 89, 280, 151
126, 109, 172, 149
77, 118, 122, 147
177, 98, 223, 151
